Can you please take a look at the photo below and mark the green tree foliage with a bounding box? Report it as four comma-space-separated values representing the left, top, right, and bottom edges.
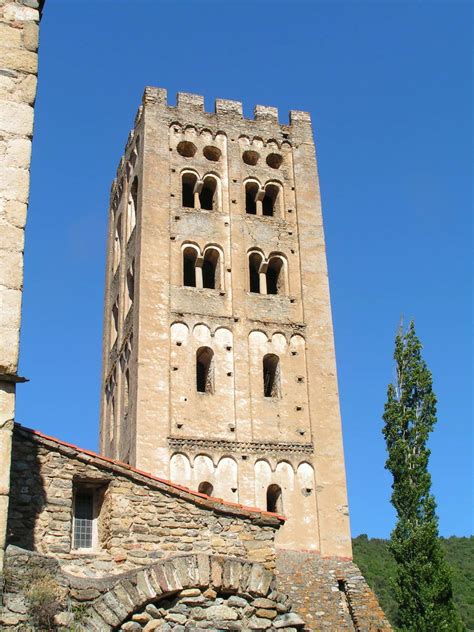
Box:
382, 322, 464, 631
353, 535, 474, 631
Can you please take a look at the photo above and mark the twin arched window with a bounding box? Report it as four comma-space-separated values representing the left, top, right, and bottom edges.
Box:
248, 252, 287, 295
192, 346, 281, 399
183, 246, 222, 290
182, 172, 219, 211
245, 181, 282, 218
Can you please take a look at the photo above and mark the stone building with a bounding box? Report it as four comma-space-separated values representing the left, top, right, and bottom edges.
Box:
0, 1, 392, 629
99, 88, 350, 558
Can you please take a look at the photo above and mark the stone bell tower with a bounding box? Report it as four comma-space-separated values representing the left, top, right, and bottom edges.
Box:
99, 87, 351, 558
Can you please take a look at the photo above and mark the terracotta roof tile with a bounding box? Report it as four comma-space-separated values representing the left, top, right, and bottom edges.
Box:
14, 423, 286, 524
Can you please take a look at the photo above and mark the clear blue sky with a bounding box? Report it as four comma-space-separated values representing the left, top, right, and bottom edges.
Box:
17, 1, 472, 538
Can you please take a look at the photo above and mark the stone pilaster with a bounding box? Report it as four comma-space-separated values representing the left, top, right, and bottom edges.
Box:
0, 0, 43, 594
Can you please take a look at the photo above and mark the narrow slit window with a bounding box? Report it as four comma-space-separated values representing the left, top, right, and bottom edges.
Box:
245, 182, 259, 215
123, 369, 130, 418
262, 184, 280, 217
73, 490, 94, 549
266, 484, 283, 513
198, 481, 214, 495
249, 253, 262, 293
263, 353, 281, 398
128, 176, 138, 235
126, 263, 134, 308
183, 247, 198, 287
202, 249, 220, 289
111, 299, 119, 344
113, 218, 122, 271
108, 391, 115, 442
200, 177, 217, 211
196, 347, 214, 393
266, 257, 285, 295
182, 173, 197, 208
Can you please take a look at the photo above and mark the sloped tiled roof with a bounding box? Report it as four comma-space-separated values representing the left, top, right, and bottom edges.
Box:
14, 423, 285, 525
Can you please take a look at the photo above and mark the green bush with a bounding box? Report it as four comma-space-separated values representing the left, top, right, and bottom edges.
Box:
25, 568, 65, 630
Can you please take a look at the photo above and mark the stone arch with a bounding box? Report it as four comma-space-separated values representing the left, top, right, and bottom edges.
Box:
214, 326, 233, 347
248, 249, 264, 292
192, 323, 212, 342
170, 322, 189, 345
170, 453, 192, 488
244, 178, 261, 215
290, 333, 306, 353
254, 459, 272, 510
199, 174, 220, 211
266, 254, 288, 295
83, 554, 296, 631
263, 353, 281, 398
196, 346, 214, 394
215, 456, 238, 502
180, 169, 200, 208
202, 245, 223, 290
271, 332, 288, 353
183, 124, 198, 136
194, 454, 215, 491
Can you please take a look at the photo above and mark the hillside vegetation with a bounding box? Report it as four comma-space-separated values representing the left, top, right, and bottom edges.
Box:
353, 535, 474, 631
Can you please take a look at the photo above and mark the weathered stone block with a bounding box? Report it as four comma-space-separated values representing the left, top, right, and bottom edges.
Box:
0, 45, 37, 73
273, 612, 305, 628
22, 21, 39, 51
205, 604, 238, 621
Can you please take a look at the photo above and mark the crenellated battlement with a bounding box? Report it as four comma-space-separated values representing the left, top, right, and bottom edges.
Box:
141, 86, 311, 127
111, 86, 313, 197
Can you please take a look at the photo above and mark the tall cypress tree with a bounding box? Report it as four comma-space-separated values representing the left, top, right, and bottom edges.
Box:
382, 321, 463, 631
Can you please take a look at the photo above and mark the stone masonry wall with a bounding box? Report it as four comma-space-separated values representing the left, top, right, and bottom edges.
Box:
0, 0, 43, 589
2, 548, 304, 630
276, 550, 392, 632
6, 425, 281, 578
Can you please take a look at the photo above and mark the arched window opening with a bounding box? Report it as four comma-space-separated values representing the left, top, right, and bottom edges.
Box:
266, 484, 283, 513
126, 263, 134, 308
263, 353, 281, 398
199, 176, 217, 211
183, 247, 198, 287
127, 177, 138, 236
123, 369, 130, 418
245, 182, 259, 215
107, 379, 115, 442
113, 218, 122, 272
262, 184, 280, 217
182, 172, 197, 208
266, 257, 285, 295
111, 299, 119, 343
130, 137, 139, 167
198, 481, 214, 496
202, 249, 221, 290
249, 253, 262, 293
196, 347, 214, 394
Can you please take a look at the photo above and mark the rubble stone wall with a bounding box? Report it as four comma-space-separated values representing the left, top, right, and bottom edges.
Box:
1, 548, 304, 630
276, 550, 392, 632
